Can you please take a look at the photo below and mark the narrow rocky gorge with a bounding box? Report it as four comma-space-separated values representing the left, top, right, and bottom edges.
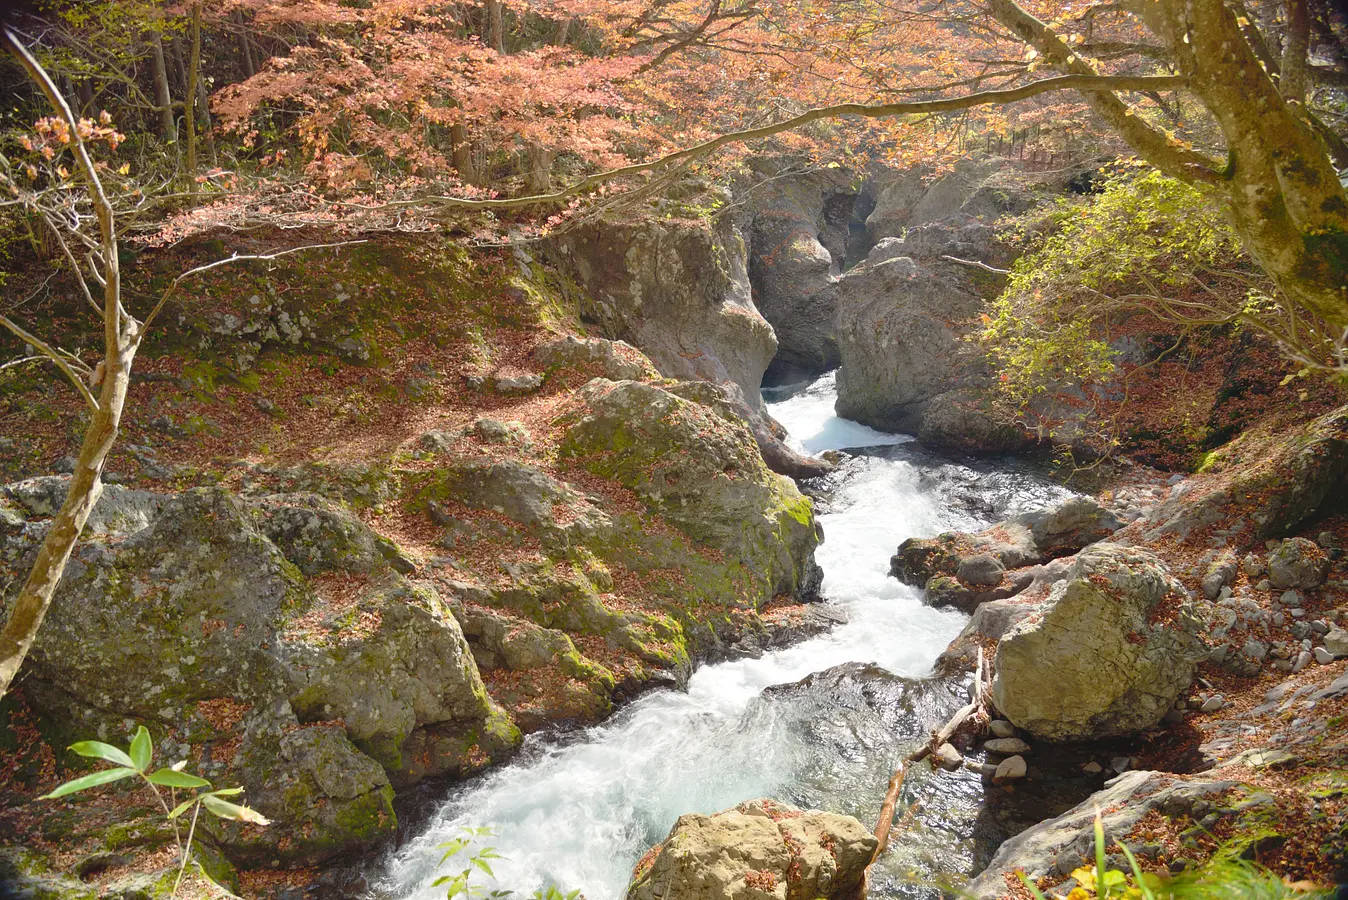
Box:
2, 159, 1346, 900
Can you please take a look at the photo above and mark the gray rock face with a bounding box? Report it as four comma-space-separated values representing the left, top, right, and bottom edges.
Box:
833, 223, 1024, 453
254, 492, 395, 575
543, 221, 832, 480
5, 486, 514, 865
964, 771, 1239, 899
992, 544, 1207, 741
1267, 537, 1331, 589
545, 215, 775, 411
747, 179, 842, 382
627, 799, 876, 900
3, 475, 163, 536
1011, 498, 1122, 558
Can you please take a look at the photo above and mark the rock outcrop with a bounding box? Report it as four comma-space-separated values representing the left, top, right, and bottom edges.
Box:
833, 223, 1025, 453
864, 160, 1013, 246
892, 496, 1121, 613
1139, 403, 1348, 544
545, 219, 832, 479
745, 176, 847, 383
4, 485, 515, 865
627, 799, 876, 900
545, 214, 773, 410
992, 544, 1207, 741
964, 770, 1245, 900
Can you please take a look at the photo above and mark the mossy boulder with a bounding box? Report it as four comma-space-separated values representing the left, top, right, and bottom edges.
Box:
560, 380, 821, 602
253, 492, 401, 575
2, 482, 515, 866
627, 799, 876, 900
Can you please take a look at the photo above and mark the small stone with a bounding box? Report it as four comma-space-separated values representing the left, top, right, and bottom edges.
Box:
1323, 627, 1348, 657
1242, 553, 1266, 578
53, 455, 76, 474
494, 373, 544, 395
1082, 761, 1103, 774
933, 743, 963, 770
1292, 651, 1312, 673
1200, 695, 1225, 713
1111, 756, 1133, 773
1290, 608, 1306, 619
1312, 621, 1330, 635
1272, 612, 1287, 626
1318, 531, 1336, 549
957, 552, 1006, 587
1257, 579, 1272, 591
1243, 639, 1270, 661
993, 755, 1027, 781
988, 720, 1017, 738
1274, 659, 1295, 672
1315, 647, 1336, 665
1163, 709, 1185, 725
1280, 590, 1304, 608
984, 737, 1032, 755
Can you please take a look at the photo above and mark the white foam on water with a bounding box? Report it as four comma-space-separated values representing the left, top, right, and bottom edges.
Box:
375, 377, 984, 900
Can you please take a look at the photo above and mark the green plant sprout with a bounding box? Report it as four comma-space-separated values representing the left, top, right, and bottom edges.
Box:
434, 828, 582, 900
40, 725, 268, 898
1014, 810, 1329, 900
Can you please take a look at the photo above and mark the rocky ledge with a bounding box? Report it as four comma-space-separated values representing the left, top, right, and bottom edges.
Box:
0, 336, 827, 888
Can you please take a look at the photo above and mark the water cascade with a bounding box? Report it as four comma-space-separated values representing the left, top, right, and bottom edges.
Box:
377, 372, 1074, 900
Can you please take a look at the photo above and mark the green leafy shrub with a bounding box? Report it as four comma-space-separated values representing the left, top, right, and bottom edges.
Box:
980, 169, 1261, 414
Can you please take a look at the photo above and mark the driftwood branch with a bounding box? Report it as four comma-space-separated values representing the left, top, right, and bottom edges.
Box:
941, 255, 1012, 275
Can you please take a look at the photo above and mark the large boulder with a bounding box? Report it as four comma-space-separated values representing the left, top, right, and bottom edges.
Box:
627, 799, 876, 900
833, 224, 1025, 452
992, 544, 1207, 741
892, 496, 1120, 613
560, 380, 822, 602
4, 483, 515, 865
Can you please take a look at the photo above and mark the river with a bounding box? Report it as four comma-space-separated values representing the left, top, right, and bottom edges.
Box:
374, 373, 1074, 900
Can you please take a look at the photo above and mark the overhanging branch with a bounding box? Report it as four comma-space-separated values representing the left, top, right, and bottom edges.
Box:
343, 73, 1190, 216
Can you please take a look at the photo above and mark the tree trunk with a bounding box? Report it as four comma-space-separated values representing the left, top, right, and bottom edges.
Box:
234, 10, 258, 78
526, 144, 554, 194
989, 0, 1348, 334
184, 4, 202, 181
76, 79, 94, 115
486, 0, 505, 53
149, 31, 176, 142
0, 349, 131, 699
554, 16, 573, 46
451, 122, 476, 184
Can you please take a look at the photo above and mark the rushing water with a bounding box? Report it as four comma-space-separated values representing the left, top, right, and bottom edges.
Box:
376, 372, 1074, 900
